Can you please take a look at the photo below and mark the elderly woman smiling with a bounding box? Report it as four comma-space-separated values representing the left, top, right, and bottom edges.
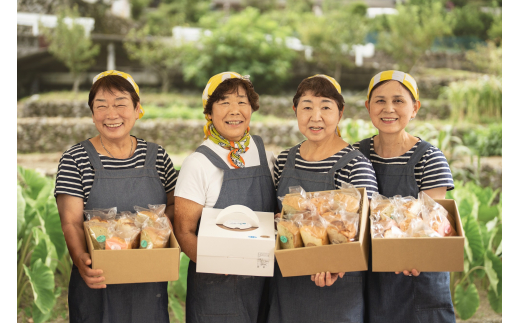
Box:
173, 72, 276, 323
353, 70, 456, 323
267, 75, 378, 323
54, 70, 177, 323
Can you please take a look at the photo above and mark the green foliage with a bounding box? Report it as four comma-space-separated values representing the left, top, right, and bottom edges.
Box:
440, 76, 501, 122
465, 41, 502, 76
168, 253, 190, 322
462, 123, 501, 156
18, 166, 69, 322
376, 0, 453, 72
447, 180, 502, 319
451, 5, 494, 40
130, 0, 152, 21
182, 7, 297, 93
285, 0, 315, 13
124, 27, 194, 93
487, 13, 502, 44
143, 0, 211, 36
339, 118, 378, 144
241, 0, 279, 12
42, 6, 100, 93
296, 3, 369, 82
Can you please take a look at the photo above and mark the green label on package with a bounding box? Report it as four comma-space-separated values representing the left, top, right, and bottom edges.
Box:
96, 235, 106, 243
141, 240, 148, 248
280, 236, 288, 243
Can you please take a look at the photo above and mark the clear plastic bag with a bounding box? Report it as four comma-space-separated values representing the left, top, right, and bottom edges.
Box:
106, 223, 141, 250
419, 192, 457, 237
279, 186, 311, 215
309, 191, 334, 216
294, 214, 329, 247
275, 217, 304, 249
84, 208, 117, 250
332, 183, 362, 213
139, 217, 171, 249
113, 211, 141, 249
323, 210, 360, 244
134, 204, 166, 227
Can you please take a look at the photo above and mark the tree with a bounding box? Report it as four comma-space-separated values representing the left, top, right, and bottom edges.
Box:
142, 0, 211, 36
42, 6, 100, 94
182, 7, 297, 93
124, 26, 193, 93
297, 2, 369, 82
376, 0, 453, 72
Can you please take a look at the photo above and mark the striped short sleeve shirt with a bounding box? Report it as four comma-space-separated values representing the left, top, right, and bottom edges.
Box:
352, 136, 454, 192
54, 137, 178, 206
274, 143, 379, 199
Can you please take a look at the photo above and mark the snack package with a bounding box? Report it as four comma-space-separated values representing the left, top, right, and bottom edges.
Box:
323, 210, 359, 244
106, 223, 141, 250
309, 191, 334, 215
275, 218, 304, 249
140, 217, 171, 249
134, 204, 166, 227
332, 183, 362, 213
370, 193, 401, 238
295, 214, 329, 247
84, 208, 117, 250
395, 196, 422, 220
419, 192, 457, 237
279, 186, 311, 215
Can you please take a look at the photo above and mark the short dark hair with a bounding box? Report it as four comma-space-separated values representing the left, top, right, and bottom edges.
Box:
368, 80, 416, 104
292, 77, 345, 114
204, 78, 260, 115
88, 75, 140, 113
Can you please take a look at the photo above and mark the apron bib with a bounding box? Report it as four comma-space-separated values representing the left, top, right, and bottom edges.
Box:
359, 138, 455, 323
68, 139, 169, 323
185, 135, 276, 323
268, 145, 366, 323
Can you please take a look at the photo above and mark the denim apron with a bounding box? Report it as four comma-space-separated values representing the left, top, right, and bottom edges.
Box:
185, 135, 277, 323
359, 138, 455, 323
268, 145, 366, 323
67, 139, 169, 323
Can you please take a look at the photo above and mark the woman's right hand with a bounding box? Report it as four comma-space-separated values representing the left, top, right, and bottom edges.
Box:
77, 253, 106, 289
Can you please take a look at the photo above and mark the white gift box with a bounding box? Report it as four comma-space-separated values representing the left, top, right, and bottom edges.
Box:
197, 205, 275, 277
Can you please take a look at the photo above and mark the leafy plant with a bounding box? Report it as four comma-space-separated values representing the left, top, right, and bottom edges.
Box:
17, 166, 70, 323
168, 253, 190, 322
465, 41, 502, 76
339, 118, 377, 144
447, 180, 502, 319
462, 123, 502, 157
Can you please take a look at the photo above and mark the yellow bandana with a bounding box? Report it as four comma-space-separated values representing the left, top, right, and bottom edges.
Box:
367, 70, 419, 101
202, 72, 249, 139
306, 74, 343, 137
92, 70, 145, 119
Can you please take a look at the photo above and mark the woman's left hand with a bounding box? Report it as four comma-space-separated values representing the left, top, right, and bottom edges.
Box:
311, 271, 345, 287
396, 269, 421, 277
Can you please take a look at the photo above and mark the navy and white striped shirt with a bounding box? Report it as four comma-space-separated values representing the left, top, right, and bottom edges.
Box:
54, 137, 178, 206
274, 143, 379, 199
352, 136, 454, 192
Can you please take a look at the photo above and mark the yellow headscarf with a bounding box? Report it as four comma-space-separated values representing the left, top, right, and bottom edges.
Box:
202, 71, 249, 139
92, 70, 145, 119
306, 74, 343, 137
366, 70, 419, 101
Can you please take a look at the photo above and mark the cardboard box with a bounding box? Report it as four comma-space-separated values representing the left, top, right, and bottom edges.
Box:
197, 205, 276, 276
371, 199, 465, 272
274, 188, 370, 277
84, 222, 180, 284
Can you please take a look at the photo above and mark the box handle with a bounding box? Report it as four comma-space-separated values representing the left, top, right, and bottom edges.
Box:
215, 205, 260, 227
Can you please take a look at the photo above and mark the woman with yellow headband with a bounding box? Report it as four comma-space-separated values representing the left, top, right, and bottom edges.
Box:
353, 70, 455, 322
267, 75, 378, 322
54, 70, 178, 322
173, 72, 276, 322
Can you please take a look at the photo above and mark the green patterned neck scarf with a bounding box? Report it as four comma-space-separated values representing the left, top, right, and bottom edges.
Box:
207, 124, 251, 169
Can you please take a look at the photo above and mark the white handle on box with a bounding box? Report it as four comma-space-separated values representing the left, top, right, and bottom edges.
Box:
215, 205, 260, 227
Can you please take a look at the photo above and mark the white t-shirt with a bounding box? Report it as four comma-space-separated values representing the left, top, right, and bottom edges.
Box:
174, 138, 276, 208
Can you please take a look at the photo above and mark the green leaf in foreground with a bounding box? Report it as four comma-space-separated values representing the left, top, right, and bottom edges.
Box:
484, 252, 499, 295
463, 214, 485, 264
488, 284, 502, 314
454, 283, 480, 320
23, 259, 56, 314
18, 185, 26, 237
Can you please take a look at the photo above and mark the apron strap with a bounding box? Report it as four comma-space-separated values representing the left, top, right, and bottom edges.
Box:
358, 137, 372, 160
328, 148, 363, 174
284, 144, 300, 170
144, 142, 158, 167
251, 135, 268, 167
80, 139, 104, 170
195, 145, 230, 170
406, 140, 432, 167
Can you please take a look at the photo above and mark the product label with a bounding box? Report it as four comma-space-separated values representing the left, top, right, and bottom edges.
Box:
280, 236, 288, 243
257, 252, 270, 269
141, 240, 148, 248
96, 235, 106, 243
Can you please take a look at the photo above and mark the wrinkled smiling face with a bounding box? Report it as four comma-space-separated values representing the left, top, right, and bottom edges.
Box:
365, 80, 420, 136
210, 86, 252, 142
294, 92, 342, 143
91, 88, 140, 141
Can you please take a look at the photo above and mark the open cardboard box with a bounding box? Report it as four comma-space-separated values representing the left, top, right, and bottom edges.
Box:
84, 222, 180, 284
371, 199, 465, 272
274, 187, 369, 277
